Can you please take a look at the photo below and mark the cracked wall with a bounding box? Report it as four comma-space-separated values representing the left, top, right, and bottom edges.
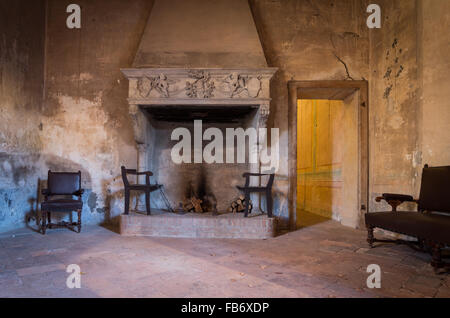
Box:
250, 0, 370, 227
368, 0, 421, 211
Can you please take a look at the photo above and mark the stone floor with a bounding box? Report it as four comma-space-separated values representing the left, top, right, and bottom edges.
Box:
0, 213, 449, 298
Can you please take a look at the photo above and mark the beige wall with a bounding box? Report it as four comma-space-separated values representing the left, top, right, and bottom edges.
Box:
420, 0, 450, 166
40, 0, 154, 221
251, 0, 370, 226
368, 0, 421, 211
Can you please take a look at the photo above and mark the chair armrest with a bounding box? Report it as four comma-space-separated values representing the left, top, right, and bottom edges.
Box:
375, 193, 417, 211
242, 172, 272, 177
136, 171, 153, 176
73, 189, 85, 197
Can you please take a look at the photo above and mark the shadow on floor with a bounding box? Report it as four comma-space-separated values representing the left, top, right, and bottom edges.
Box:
297, 209, 331, 228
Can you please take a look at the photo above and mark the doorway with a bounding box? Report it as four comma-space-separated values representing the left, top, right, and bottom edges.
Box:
288, 81, 369, 230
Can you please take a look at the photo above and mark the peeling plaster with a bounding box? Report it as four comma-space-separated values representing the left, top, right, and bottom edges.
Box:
40, 93, 115, 217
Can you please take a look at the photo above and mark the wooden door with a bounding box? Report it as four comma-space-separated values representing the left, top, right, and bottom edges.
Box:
297, 99, 344, 222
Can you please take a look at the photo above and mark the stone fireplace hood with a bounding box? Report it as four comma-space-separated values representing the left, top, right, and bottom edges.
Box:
121, 0, 277, 141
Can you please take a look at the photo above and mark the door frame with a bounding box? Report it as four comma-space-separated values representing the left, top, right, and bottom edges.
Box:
288, 80, 369, 230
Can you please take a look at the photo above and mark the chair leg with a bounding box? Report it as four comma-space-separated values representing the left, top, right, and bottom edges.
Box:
244, 191, 250, 217
145, 191, 151, 215
367, 226, 374, 248
41, 211, 47, 235
266, 190, 273, 218
124, 188, 130, 215
47, 212, 52, 229
77, 209, 82, 233
431, 242, 443, 269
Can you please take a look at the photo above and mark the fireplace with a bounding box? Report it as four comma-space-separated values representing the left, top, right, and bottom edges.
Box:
121, 68, 276, 213
118, 0, 278, 238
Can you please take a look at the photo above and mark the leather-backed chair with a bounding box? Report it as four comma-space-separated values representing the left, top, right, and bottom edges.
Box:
366, 165, 450, 269
121, 166, 161, 215
237, 172, 275, 217
41, 170, 84, 234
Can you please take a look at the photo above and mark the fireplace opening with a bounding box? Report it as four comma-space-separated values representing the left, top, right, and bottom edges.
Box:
141, 105, 260, 214
145, 105, 258, 123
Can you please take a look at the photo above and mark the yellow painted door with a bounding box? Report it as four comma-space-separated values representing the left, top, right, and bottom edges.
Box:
297, 100, 344, 224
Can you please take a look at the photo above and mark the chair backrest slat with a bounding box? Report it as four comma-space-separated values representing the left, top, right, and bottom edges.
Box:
418, 165, 450, 213
121, 166, 130, 186
48, 170, 81, 195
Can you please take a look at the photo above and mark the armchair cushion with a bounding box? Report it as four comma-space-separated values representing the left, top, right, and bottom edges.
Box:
381, 193, 414, 202
41, 199, 83, 212
365, 211, 450, 244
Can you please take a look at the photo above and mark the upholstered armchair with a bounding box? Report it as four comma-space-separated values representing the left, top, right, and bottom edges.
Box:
40, 170, 84, 234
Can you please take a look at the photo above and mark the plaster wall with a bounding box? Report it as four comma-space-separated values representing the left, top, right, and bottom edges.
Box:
420, 0, 450, 167
368, 0, 421, 212
0, 0, 46, 231
251, 0, 370, 226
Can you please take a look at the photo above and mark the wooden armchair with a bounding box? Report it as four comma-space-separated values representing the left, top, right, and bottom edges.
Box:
121, 166, 161, 215
40, 170, 84, 234
236, 172, 275, 217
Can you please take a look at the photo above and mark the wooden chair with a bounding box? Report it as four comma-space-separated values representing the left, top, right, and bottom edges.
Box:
236, 172, 275, 217
121, 166, 161, 215
40, 170, 84, 234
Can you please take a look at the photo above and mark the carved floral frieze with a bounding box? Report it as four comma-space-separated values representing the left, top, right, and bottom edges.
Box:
185, 70, 215, 98
122, 68, 276, 101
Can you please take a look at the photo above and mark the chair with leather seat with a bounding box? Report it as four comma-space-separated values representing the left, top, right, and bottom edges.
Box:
121, 166, 161, 215
40, 170, 84, 234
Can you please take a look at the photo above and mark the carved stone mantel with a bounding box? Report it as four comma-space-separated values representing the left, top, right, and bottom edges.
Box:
122, 67, 276, 106
123, 68, 276, 143
122, 67, 277, 143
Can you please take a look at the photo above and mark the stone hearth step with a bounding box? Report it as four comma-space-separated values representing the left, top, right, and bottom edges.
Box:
119, 211, 277, 239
